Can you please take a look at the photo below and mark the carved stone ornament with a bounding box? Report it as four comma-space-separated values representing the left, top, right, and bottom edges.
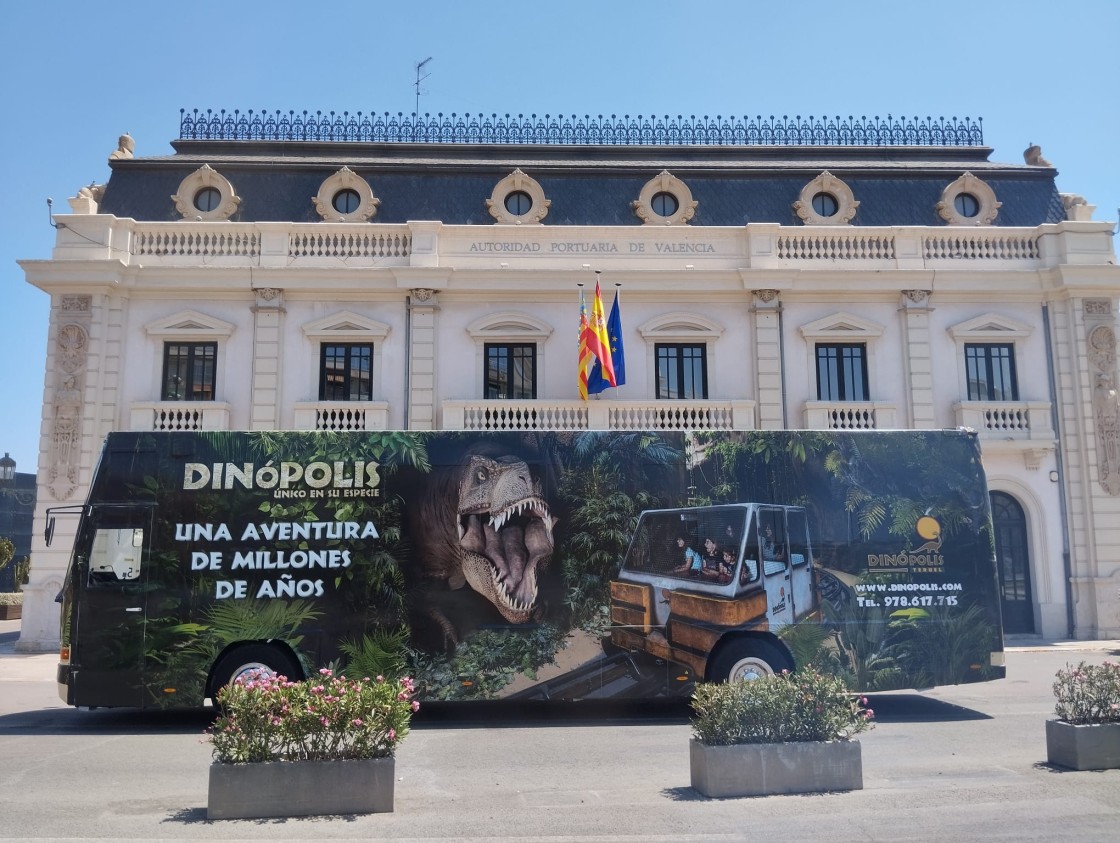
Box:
108, 132, 135, 161
312, 167, 380, 223
1088, 325, 1120, 495
632, 170, 697, 226
1023, 144, 1052, 167
753, 289, 779, 303
57, 323, 88, 375
68, 183, 105, 214
486, 169, 550, 225
172, 164, 241, 221
903, 290, 931, 304
793, 171, 859, 225
936, 172, 1000, 226
254, 287, 282, 302
50, 323, 89, 500
60, 295, 91, 314
411, 288, 435, 303
1084, 299, 1113, 317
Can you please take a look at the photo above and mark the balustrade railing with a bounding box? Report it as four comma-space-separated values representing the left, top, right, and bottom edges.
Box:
923, 232, 1040, 260
292, 402, 389, 431
803, 402, 896, 430
180, 109, 984, 147
952, 401, 1054, 441
132, 226, 260, 258
442, 400, 755, 431
129, 402, 232, 431
288, 229, 411, 259
777, 232, 896, 260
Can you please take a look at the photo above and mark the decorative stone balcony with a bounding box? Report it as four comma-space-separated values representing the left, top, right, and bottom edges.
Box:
48, 216, 1082, 274
442, 400, 756, 431
292, 402, 390, 431
952, 401, 1055, 442
129, 402, 232, 431
802, 401, 897, 430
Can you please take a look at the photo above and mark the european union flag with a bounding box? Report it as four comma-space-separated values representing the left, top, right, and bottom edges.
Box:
588, 290, 625, 394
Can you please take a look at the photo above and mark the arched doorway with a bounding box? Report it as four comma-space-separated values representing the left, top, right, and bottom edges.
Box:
990, 491, 1034, 634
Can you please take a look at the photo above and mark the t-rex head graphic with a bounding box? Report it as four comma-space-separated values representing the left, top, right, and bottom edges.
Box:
455, 454, 555, 623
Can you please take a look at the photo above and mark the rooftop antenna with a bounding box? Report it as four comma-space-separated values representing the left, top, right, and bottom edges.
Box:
414, 56, 432, 119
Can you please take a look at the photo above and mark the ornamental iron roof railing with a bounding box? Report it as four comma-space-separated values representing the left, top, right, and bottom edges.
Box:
178, 109, 984, 147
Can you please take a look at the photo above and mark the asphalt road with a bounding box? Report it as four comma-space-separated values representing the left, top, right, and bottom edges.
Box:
1, 621, 1117, 841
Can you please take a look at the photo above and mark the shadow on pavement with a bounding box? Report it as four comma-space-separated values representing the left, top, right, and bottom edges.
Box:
864, 692, 990, 722
0, 691, 987, 734
0, 706, 215, 735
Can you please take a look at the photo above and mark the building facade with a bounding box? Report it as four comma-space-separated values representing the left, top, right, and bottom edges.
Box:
17, 111, 1120, 651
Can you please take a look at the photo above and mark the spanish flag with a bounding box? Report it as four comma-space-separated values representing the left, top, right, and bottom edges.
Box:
588, 287, 625, 394
578, 278, 616, 399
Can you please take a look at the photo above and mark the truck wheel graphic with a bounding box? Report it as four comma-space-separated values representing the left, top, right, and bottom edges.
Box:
709, 639, 787, 683
210, 644, 302, 701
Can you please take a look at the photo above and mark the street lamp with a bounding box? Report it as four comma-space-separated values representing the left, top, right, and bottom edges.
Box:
0, 453, 15, 484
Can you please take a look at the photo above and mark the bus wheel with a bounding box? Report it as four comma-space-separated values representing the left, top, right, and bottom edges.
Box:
210, 644, 301, 701
709, 639, 786, 683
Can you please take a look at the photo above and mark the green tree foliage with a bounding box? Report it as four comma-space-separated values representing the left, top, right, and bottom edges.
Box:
0, 536, 14, 571
557, 432, 684, 631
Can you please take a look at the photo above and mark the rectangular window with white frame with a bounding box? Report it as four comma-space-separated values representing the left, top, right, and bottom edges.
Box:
485, 343, 536, 399
161, 342, 216, 401
656, 343, 708, 399
815, 343, 868, 401
965, 343, 1018, 401
319, 343, 373, 401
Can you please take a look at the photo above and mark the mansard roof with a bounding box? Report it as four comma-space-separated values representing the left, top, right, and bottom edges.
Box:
95, 111, 1066, 227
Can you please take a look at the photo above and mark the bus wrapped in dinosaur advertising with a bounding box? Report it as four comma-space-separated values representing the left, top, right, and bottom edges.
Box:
51, 428, 1005, 709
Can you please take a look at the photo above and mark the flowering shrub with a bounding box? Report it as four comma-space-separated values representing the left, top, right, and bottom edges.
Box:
209, 668, 418, 764
1052, 661, 1120, 725
691, 668, 874, 745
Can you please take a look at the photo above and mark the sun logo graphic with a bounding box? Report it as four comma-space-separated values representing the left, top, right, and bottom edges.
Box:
915, 515, 942, 552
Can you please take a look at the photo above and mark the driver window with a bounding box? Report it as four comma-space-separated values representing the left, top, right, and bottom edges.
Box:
758, 512, 787, 576
89, 527, 143, 584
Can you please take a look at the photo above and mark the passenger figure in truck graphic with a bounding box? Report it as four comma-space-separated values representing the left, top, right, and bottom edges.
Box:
670, 535, 703, 576
609, 503, 816, 681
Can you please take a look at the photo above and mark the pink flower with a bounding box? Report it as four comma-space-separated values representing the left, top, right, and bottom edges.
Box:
320, 717, 329, 727
411, 700, 420, 712
388, 729, 396, 741
352, 718, 363, 726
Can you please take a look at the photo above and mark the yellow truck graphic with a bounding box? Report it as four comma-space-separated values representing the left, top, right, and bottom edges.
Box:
610, 503, 816, 682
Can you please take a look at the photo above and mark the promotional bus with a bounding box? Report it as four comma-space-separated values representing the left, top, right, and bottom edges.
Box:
50, 428, 1005, 709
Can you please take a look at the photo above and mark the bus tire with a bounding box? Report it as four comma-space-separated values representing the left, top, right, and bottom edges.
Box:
210, 644, 302, 702
708, 638, 787, 683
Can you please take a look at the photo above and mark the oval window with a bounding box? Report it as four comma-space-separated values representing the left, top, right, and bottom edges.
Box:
194, 187, 222, 213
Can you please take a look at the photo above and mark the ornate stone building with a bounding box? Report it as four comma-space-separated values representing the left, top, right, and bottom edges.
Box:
17, 110, 1120, 650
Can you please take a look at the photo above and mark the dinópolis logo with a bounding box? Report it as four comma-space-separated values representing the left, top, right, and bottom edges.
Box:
867, 514, 946, 575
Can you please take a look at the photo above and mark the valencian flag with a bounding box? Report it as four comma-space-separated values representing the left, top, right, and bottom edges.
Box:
588, 287, 625, 394
578, 279, 616, 399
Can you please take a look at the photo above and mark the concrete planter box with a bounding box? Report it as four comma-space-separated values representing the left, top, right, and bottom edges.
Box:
207, 757, 394, 819
1045, 720, 1120, 771
690, 738, 862, 798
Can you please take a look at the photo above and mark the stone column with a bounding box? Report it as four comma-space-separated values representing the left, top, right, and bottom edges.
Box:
407, 288, 439, 430
900, 290, 935, 428
751, 289, 783, 430
250, 288, 284, 430
19, 295, 93, 652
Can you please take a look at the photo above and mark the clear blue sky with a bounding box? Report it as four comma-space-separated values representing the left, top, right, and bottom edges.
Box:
2, 0, 1117, 473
